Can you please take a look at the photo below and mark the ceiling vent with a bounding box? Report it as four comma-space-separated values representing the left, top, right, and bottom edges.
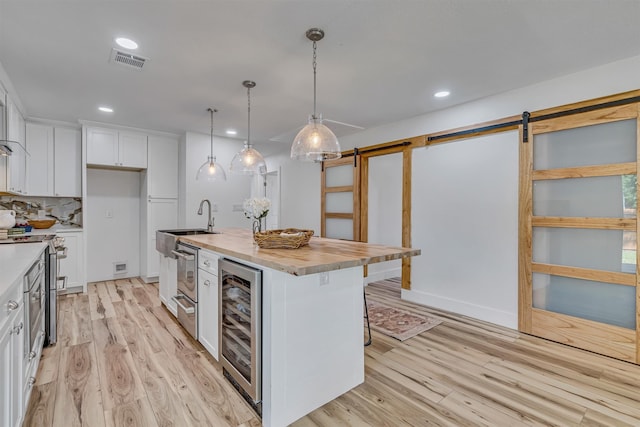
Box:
109, 48, 148, 71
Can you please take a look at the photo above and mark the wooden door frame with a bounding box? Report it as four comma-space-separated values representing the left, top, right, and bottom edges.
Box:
323, 136, 421, 290
320, 156, 361, 241
518, 102, 640, 362
358, 145, 413, 290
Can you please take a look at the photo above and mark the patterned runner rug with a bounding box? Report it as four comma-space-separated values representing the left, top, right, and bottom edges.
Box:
367, 300, 442, 341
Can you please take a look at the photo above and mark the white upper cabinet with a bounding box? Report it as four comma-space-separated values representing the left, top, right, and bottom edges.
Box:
147, 135, 178, 198
86, 127, 117, 165
54, 127, 81, 197
4, 96, 26, 195
86, 126, 147, 169
119, 132, 147, 169
26, 123, 81, 197
25, 123, 54, 196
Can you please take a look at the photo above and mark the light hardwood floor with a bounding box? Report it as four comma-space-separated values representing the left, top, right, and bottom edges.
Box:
24, 277, 640, 426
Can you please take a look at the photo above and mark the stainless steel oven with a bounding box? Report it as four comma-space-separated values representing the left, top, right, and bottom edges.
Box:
45, 236, 66, 346
172, 242, 198, 339
24, 253, 45, 360
219, 258, 262, 415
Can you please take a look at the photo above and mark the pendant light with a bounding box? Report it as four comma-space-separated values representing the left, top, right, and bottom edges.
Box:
290, 28, 341, 162
196, 108, 227, 181
230, 80, 267, 175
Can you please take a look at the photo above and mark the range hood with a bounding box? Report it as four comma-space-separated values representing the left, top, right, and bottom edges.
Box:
0, 141, 13, 156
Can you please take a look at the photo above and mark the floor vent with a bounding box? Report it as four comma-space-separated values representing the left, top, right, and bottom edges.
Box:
113, 261, 128, 275
110, 48, 148, 71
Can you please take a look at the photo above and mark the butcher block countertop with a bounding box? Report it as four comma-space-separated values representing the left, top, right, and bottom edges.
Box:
180, 227, 420, 276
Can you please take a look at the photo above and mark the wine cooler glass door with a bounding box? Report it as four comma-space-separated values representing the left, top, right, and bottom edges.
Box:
219, 259, 262, 403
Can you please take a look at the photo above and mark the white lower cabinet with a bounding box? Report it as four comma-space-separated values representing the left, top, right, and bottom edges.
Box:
58, 231, 85, 291
198, 249, 219, 360
159, 254, 177, 316
23, 309, 44, 415
0, 283, 25, 427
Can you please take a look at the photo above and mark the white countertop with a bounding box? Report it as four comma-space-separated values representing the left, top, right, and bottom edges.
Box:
0, 242, 47, 299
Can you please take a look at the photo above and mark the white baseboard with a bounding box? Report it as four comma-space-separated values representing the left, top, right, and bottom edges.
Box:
364, 268, 401, 285
141, 275, 159, 284
401, 288, 517, 329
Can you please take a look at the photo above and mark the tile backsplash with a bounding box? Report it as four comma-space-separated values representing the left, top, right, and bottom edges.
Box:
0, 196, 82, 227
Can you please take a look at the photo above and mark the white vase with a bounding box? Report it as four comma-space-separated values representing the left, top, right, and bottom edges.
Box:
0, 210, 16, 229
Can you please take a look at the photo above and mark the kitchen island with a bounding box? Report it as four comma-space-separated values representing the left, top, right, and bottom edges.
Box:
179, 228, 420, 427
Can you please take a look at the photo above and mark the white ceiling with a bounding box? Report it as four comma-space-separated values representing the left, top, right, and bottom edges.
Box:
1, 0, 639, 157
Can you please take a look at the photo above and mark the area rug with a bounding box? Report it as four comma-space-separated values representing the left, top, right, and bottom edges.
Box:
366, 300, 442, 341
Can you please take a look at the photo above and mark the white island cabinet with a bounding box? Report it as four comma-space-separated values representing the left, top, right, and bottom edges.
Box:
180, 228, 420, 427
159, 254, 177, 316
198, 249, 218, 359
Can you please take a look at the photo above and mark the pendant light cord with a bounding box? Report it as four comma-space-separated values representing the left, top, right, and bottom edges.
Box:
312, 40, 317, 120
208, 108, 216, 158
247, 85, 251, 147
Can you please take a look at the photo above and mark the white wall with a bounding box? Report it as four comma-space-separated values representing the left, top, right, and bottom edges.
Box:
266, 53, 640, 329
264, 151, 321, 233
366, 153, 402, 283
86, 168, 141, 282
410, 132, 519, 327
179, 131, 254, 230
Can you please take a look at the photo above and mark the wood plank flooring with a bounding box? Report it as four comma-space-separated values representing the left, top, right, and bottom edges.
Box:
24, 277, 640, 426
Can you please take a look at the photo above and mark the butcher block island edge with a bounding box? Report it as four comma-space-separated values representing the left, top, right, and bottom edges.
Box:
180, 227, 420, 276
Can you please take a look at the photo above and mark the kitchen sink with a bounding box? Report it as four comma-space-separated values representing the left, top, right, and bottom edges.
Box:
156, 228, 221, 258
161, 228, 221, 236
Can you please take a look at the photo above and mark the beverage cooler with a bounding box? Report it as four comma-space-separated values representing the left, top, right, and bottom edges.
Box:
218, 258, 262, 414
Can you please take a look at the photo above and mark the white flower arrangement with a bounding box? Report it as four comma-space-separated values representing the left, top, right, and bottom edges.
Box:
243, 197, 271, 220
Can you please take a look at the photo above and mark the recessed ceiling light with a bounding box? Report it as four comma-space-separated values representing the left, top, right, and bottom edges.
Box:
434, 91, 450, 98
115, 37, 138, 50
226, 129, 237, 136
98, 106, 114, 113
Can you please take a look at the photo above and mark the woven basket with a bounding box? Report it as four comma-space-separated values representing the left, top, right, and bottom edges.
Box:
28, 219, 56, 229
253, 229, 314, 249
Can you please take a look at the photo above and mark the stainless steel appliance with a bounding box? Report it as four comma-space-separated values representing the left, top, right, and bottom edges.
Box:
3, 234, 67, 346
219, 258, 262, 415
45, 236, 66, 345
0, 234, 52, 244
23, 253, 45, 361
172, 242, 198, 339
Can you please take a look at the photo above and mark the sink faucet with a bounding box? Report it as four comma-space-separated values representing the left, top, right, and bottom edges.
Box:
197, 199, 215, 232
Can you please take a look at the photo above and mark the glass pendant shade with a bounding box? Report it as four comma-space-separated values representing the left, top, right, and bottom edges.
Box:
196, 155, 226, 181
291, 115, 341, 162
290, 28, 342, 162
230, 142, 267, 175
197, 107, 226, 182
231, 80, 267, 175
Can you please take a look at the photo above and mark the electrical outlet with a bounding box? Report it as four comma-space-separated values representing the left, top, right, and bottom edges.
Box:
319, 272, 330, 286
212, 204, 218, 212
105, 210, 113, 218
232, 204, 244, 212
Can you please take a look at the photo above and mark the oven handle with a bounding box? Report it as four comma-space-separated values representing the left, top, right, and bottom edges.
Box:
171, 295, 195, 314
171, 250, 195, 261
56, 247, 68, 260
